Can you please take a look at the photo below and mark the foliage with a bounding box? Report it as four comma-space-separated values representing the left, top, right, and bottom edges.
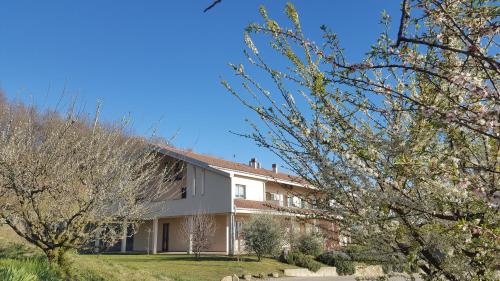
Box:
316, 251, 355, 276
224, 1, 499, 279
0, 266, 37, 281
75, 253, 294, 281
0, 258, 63, 281
342, 245, 415, 274
0, 96, 175, 267
279, 250, 323, 272
294, 233, 324, 256
241, 215, 283, 261
179, 211, 216, 260
1, 224, 293, 281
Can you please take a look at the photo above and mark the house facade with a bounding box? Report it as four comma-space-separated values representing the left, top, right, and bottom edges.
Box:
116, 145, 339, 254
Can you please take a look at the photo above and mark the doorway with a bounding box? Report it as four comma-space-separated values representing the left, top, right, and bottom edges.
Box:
162, 223, 169, 252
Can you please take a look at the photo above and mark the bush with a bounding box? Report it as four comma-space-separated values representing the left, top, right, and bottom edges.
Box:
335, 259, 355, 276
316, 251, 350, 265
242, 215, 283, 261
295, 234, 323, 256
342, 245, 416, 274
280, 251, 323, 272
316, 251, 355, 276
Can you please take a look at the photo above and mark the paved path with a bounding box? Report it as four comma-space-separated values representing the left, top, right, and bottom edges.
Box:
273, 276, 419, 281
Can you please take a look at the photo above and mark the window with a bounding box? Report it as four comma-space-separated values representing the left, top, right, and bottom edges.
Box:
164, 162, 183, 182
173, 162, 183, 181
235, 184, 246, 199
288, 196, 301, 207
301, 199, 307, 209
181, 187, 187, 199
267, 192, 284, 206
235, 221, 243, 237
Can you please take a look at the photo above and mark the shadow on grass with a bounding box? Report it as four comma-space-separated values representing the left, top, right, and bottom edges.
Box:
85, 253, 261, 263
0, 242, 41, 260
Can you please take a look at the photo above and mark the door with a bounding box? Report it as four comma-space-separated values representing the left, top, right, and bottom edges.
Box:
162, 223, 169, 252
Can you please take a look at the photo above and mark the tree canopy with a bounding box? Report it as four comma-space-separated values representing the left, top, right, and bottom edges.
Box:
223, 1, 499, 279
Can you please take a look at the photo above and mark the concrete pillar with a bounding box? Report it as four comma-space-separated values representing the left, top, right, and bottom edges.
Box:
226, 214, 235, 255
152, 218, 158, 254
188, 216, 193, 254
188, 232, 193, 254
226, 214, 230, 255
120, 222, 127, 253
94, 229, 100, 253
227, 213, 235, 256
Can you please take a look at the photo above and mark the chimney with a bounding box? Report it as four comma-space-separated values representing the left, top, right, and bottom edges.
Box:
249, 158, 258, 169
272, 163, 278, 173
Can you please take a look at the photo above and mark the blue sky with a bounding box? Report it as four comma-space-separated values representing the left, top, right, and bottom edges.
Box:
0, 0, 400, 172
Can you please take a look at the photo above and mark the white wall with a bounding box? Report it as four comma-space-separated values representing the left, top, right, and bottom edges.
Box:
153, 163, 233, 216
133, 220, 153, 252
232, 175, 265, 201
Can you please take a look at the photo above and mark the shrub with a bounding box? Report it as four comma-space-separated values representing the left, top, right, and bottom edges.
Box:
342, 245, 415, 274
295, 234, 324, 256
316, 251, 350, 265
335, 259, 355, 276
242, 215, 283, 261
280, 251, 323, 272
316, 251, 355, 276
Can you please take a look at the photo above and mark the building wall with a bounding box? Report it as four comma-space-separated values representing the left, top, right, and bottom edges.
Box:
133, 220, 153, 252
211, 215, 228, 251
232, 175, 265, 201
156, 217, 188, 252
265, 181, 312, 207
152, 163, 232, 217
132, 214, 228, 253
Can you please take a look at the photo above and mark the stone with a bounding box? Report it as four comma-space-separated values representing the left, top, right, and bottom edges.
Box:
271, 272, 279, 278
354, 265, 384, 277
243, 274, 252, 280
315, 267, 338, 277
221, 276, 232, 281
283, 268, 312, 277
232, 274, 240, 281
283, 267, 338, 277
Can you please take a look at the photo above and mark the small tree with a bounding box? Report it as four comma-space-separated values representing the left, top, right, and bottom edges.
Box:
0, 99, 173, 267
242, 215, 283, 261
295, 233, 324, 257
179, 210, 216, 260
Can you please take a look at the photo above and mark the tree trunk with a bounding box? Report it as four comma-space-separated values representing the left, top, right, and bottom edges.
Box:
45, 247, 68, 267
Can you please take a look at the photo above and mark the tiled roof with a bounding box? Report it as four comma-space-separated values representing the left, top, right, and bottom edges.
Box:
234, 199, 320, 215
156, 145, 304, 184
234, 199, 276, 210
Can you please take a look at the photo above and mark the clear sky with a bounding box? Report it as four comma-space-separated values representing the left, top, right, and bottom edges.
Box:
0, 0, 400, 172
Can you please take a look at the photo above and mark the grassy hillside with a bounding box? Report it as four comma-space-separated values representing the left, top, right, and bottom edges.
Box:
0, 224, 295, 281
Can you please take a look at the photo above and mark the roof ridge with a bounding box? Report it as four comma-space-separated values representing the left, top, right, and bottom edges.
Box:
156, 144, 303, 184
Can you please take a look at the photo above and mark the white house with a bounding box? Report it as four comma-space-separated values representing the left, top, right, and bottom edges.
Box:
115, 145, 339, 254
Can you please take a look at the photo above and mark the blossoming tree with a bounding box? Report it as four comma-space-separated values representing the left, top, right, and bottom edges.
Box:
223, 1, 498, 279
0, 97, 175, 266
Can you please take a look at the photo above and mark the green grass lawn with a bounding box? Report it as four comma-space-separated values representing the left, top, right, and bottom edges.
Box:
75, 254, 296, 281
0, 224, 296, 281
